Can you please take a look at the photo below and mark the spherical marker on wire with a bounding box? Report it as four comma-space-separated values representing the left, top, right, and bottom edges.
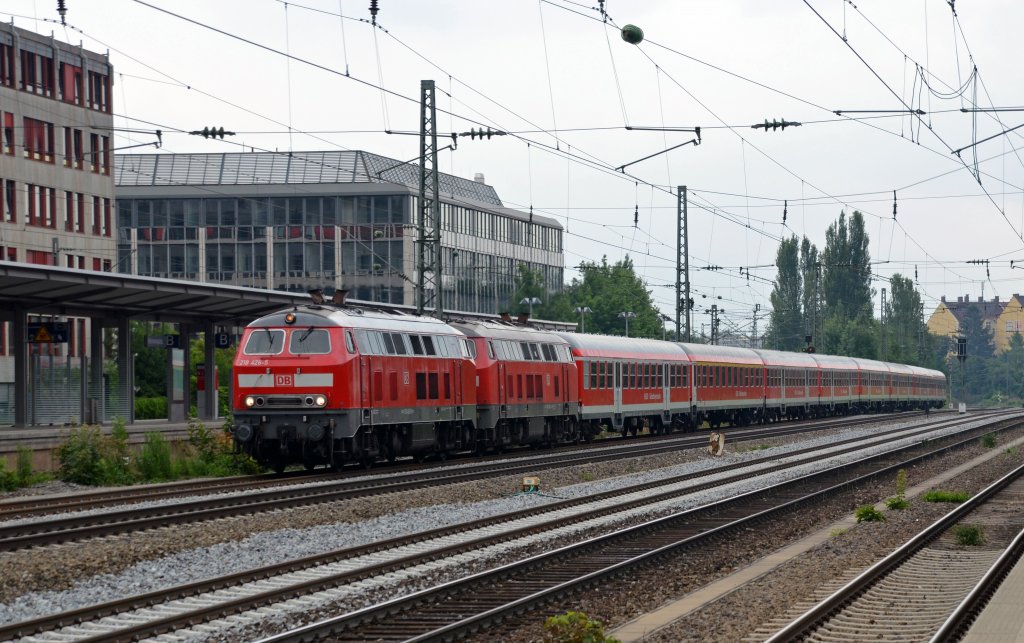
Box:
621, 24, 644, 45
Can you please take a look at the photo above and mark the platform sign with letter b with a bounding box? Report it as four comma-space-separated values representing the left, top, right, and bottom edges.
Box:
214, 332, 232, 349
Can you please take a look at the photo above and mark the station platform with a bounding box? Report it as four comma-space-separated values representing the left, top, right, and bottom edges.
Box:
0, 419, 212, 471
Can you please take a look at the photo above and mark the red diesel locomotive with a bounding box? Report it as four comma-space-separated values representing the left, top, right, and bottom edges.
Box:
231, 299, 946, 471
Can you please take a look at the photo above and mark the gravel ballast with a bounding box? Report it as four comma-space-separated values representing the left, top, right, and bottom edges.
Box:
0, 413, 1016, 640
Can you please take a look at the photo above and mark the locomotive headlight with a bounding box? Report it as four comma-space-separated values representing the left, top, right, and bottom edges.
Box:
244, 395, 257, 408
315, 394, 327, 407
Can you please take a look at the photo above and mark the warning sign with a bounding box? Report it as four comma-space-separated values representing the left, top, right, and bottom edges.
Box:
27, 322, 69, 343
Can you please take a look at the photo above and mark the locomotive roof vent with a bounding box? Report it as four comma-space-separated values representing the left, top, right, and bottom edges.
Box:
333, 289, 349, 306
308, 289, 326, 305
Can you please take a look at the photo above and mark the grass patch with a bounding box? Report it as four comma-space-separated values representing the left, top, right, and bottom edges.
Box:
855, 504, 885, 522
953, 524, 985, 546
544, 611, 618, 643
981, 433, 998, 448
1005, 446, 1019, 455
579, 470, 595, 482
830, 527, 849, 537
923, 490, 970, 503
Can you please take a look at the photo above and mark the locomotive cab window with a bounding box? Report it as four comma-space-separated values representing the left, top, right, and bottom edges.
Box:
345, 331, 356, 354
244, 329, 285, 355
289, 328, 331, 354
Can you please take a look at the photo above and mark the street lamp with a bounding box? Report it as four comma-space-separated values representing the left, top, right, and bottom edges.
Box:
574, 306, 592, 333
618, 311, 636, 337
520, 296, 542, 317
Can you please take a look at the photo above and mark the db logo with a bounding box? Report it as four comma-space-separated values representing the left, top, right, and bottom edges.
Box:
275, 374, 294, 386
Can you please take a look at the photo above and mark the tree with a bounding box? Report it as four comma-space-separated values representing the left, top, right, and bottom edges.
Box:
765, 236, 804, 351
553, 255, 663, 338
881, 274, 927, 365
507, 263, 547, 316
953, 304, 996, 402
821, 210, 873, 318
800, 236, 821, 348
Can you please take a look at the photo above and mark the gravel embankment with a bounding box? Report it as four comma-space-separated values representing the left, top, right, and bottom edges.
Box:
472, 426, 1024, 643
0, 413, 1014, 639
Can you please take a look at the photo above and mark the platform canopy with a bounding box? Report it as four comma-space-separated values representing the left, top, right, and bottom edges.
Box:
0, 261, 310, 323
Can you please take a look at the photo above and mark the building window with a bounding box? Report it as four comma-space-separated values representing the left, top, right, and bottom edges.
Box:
90, 133, 99, 172
3, 180, 15, 223
0, 43, 13, 87
2, 113, 12, 155
59, 61, 83, 104
23, 117, 55, 162
87, 70, 110, 112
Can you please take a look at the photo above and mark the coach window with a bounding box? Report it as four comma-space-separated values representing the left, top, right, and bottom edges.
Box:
683, 366, 689, 388
589, 362, 597, 389
598, 361, 605, 388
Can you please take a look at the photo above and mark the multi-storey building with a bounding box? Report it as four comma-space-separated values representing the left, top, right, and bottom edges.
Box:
114, 151, 564, 314
0, 23, 115, 361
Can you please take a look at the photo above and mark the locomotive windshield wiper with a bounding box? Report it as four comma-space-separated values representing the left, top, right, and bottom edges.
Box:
264, 327, 275, 348
298, 326, 315, 343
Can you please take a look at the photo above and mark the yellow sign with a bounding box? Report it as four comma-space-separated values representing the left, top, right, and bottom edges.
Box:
34, 326, 52, 342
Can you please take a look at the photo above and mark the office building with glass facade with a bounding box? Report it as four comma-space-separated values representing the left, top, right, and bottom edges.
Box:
114, 151, 563, 315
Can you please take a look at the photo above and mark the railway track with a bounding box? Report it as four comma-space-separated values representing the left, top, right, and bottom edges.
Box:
0, 412, 946, 551
760, 460, 1024, 642
1, 412, 1016, 642
0, 411, 927, 522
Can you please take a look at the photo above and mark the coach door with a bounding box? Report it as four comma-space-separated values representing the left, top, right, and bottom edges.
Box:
613, 362, 622, 414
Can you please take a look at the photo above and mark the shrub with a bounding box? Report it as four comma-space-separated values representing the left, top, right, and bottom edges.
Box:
923, 490, 970, 503
137, 432, 173, 481
981, 433, 998, 448
855, 504, 885, 522
15, 445, 34, 485
56, 425, 111, 485
953, 524, 985, 546
134, 397, 168, 420
1005, 447, 1019, 456
579, 470, 595, 482
0, 459, 17, 491
543, 611, 618, 643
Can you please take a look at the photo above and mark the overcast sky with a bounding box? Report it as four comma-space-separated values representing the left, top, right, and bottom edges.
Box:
5, 0, 1024, 335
